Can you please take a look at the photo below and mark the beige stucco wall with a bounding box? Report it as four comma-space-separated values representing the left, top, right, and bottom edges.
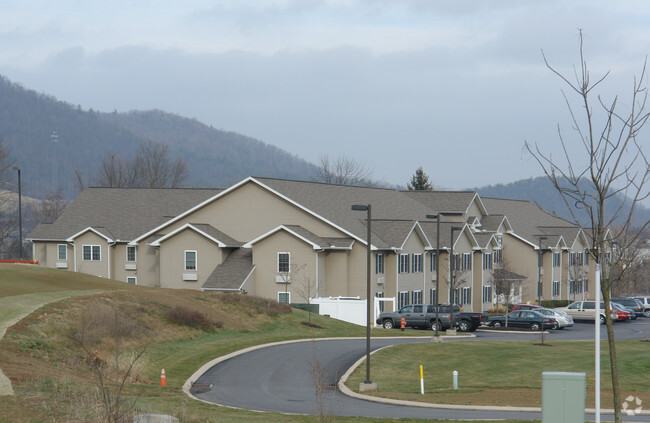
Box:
466, 200, 484, 219
251, 230, 318, 302
502, 234, 537, 302
395, 231, 428, 299
112, 244, 138, 284
161, 182, 344, 244
74, 232, 110, 278
159, 228, 222, 290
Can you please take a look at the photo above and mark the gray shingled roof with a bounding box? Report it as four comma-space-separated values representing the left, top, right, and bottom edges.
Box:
481, 197, 575, 245
369, 220, 420, 249
28, 187, 222, 241
403, 190, 481, 214
189, 224, 243, 247
202, 249, 253, 290
473, 232, 496, 249
478, 215, 506, 232
493, 268, 527, 281
283, 225, 354, 249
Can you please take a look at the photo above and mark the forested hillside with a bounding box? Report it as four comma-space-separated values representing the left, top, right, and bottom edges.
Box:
475, 176, 650, 227
0, 75, 316, 200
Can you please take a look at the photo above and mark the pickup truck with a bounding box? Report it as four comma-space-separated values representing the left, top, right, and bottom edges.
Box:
376, 304, 487, 332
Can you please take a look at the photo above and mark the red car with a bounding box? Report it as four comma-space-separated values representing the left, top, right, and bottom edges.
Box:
612, 303, 632, 321
509, 304, 542, 313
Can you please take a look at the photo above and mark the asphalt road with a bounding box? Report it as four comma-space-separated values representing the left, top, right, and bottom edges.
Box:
189, 318, 650, 421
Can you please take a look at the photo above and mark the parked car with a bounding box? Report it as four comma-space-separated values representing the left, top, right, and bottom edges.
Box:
537, 308, 574, 329
632, 296, 650, 317
488, 310, 557, 331
556, 301, 618, 324
611, 302, 633, 321
612, 298, 643, 318
509, 304, 542, 313
376, 304, 459, 331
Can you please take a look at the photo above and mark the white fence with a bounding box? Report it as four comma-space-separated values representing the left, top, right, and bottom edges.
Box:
311, 296, 396, 326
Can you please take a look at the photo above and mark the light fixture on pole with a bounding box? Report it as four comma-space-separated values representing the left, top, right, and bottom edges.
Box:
12, 166, 22, 261
426, 214, 441, 337
537, 236, 547, 305
351, 204, 374, 388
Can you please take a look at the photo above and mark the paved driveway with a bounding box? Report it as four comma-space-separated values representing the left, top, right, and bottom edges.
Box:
187, 327, 650, 421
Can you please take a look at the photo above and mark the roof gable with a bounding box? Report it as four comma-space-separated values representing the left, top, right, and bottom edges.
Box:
149, 223, 242, 247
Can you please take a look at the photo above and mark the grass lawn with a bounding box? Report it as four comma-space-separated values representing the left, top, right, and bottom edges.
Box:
345, 339, 650, 410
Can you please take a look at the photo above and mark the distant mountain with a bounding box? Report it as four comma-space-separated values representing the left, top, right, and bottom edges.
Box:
473, 176, 650, 228
0, 75, 316, 199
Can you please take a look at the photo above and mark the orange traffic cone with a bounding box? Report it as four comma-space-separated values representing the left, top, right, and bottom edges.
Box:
160, 368, 167, 386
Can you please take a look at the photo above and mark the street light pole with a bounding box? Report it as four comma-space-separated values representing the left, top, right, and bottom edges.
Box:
13, 166, 22, 261
352, 204, 373, 387
537, 236, 547, 306
426, 214, 441, 337
450, 226, 462, 330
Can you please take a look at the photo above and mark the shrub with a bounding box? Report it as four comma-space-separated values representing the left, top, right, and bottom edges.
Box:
218, 293, 291, 317
165, 306, 220, 330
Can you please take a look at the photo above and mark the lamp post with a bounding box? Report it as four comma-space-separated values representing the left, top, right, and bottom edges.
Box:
537, 236, 547, 305
13, 166, 22, 261
351, 204, 373, 387
426, 214, 441, 337
449, 226, 462, 330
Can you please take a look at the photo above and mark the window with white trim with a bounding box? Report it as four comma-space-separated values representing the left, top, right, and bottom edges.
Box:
569, 280, 576, 294
569, 252, 576, 266
127, 277, 137, 285
493, 249, 502, 264
185, 250, 197, 271
278, 292, 290, 304
483, 252, 492, 270
412, 254, 423, 273
411, 290, 422, 304
430, 252, 437, 272
398, 254, 410, 273
451, 288, 459, 305
376, 292, 385, 312
82, 245, 101, 261
398, 291, 410, 308
278, 252, 290, 273
482, 285, 492, 303
552, 252, 560, 267
57, 244, 67, 260
461, 253, 472, 271
584, 250, 589, 265
552, 280, 560, 297
126, 246, 136, 262
375, 253, 384, 274
451, 253, 460, 271
460, 287, 471, 305
429, 288, 437, 305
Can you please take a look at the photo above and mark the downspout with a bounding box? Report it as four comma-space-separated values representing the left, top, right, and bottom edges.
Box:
72, 243, 77, 272
316, 249, 324, 297
108, 241, 117, 279
394, 249, 400, 306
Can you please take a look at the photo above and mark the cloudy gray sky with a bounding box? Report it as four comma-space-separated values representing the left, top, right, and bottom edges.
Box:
2, 0, 649, 189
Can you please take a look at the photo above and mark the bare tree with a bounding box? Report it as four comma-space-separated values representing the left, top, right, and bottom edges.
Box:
314, 154, 372, 185
96, 141, 188, 189
68, 303, 146, 423
525, 31, 650, 421
295, 275, 318, 323
0, 137, 16, 258
29, 190, 68, 224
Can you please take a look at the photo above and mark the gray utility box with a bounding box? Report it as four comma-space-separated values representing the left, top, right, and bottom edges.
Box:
542, 371, 586, 423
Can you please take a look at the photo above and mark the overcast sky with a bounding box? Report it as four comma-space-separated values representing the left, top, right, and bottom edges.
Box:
2, 0, 649, 189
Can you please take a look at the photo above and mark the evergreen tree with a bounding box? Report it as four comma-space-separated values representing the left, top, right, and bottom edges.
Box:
407, 167, 433, 191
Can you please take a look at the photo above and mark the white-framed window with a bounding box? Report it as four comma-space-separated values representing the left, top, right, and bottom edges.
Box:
552, 252, 560, 267
412, 254, 423, 273
460, 287, 471, 305
482, 285, 492, 303
584, 250, 589, 265
398, 291, 410, 308
577, 252, 584, 266
375, 253, 384, 274
569, 252, 576, 266
461, 253, 472, 271
451, 253, 460, 271
126, 245, 137, 262
57, 244, 67, 260
278, 252, 290, 273
493, 249, 502, 264
451, 288, 459, 305
552, 280, 560, 297
127, 277, 137, 285
185, 250, 197, 271
430, 252, 437, 272
583, 280, 589, 293
569, 280, 576, 295
82, 245, 101, 261
399, 254, 410, 273
429, 288, 437, 305
411, 290, 422, 304
483, 252, 493, 270
278, 292, 290, 304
